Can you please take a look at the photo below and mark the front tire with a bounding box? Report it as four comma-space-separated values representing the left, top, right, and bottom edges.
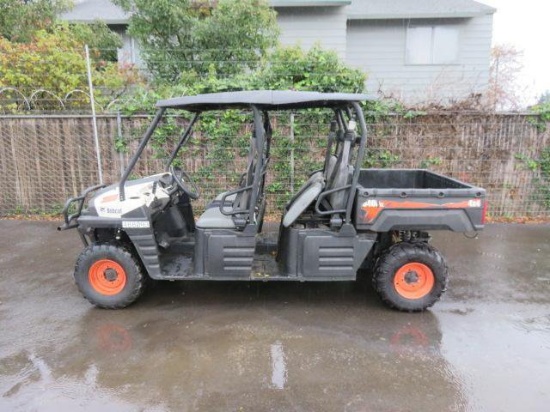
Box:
373, 242, 448, 312
74, 244, 145, 309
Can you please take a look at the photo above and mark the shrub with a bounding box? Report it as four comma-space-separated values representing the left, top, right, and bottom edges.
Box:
0, 24, 140, 111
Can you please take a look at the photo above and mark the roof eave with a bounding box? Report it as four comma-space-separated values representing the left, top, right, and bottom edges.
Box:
63, 18, 129, 24
271, 0, 351, 7
348, 10, 495, 20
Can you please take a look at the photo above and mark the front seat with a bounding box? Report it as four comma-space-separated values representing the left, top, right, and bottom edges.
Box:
195, 193, 238, 229
195, 134, 258, 230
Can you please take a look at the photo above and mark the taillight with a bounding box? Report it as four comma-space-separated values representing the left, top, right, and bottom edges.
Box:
481, 199, 488, 224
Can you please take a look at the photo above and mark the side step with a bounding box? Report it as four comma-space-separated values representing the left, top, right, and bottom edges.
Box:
158, 253, 195, 279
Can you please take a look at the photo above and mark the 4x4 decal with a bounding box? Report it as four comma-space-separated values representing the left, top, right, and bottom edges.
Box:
361, 199, 481, 223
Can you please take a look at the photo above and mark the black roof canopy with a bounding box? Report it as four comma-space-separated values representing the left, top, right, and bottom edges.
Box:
156, 90, 374, 111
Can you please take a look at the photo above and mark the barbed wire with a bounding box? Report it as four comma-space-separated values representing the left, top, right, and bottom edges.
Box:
0, 87, 107, 113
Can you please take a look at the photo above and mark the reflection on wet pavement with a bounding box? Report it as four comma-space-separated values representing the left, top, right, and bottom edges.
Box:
270, 341, 287, 390
0, 221, 549, 411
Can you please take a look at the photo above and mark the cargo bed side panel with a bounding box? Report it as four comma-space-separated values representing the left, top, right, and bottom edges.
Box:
355, 169, 486, 232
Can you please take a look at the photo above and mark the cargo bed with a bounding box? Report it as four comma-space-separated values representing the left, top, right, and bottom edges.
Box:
354, 169, 486, 232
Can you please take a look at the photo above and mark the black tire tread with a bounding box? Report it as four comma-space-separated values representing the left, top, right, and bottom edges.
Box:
373, 241, 448, 312
74, 244, 145, 309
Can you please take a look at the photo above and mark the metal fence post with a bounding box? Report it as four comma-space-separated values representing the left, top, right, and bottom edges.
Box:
85, 45, 103, 184
290, 112, 295, 195
116, 111, 125, 177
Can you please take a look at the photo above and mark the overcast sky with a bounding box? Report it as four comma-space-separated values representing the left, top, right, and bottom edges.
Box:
481, 0, 550, 104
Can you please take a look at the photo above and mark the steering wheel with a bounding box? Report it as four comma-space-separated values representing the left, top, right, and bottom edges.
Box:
169, 165, 201, 200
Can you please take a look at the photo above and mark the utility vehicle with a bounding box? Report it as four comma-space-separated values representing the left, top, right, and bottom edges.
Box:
59, 91, 486, 311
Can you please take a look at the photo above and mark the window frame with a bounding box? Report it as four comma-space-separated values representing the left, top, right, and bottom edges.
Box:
405, 23, 461, 66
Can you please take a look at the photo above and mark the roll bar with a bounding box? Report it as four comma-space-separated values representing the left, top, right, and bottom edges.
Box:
314, 102, 367, 223
119, 108, 165, 201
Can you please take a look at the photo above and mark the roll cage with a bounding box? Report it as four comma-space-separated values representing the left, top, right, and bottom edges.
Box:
118, 90, 373, 226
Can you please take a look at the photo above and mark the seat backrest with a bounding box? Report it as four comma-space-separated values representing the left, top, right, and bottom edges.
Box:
325, 155, 337, 182
233, 156, 254, 214
282, 172, 325, 227
232, 117, 271, 230
326, 135, 353, 211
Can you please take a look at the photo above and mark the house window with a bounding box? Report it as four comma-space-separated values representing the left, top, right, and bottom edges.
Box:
406, 25, 460, 65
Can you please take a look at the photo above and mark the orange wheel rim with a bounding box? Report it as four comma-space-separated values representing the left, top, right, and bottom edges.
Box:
393, 262, 434, 299
88, 259, 126, 296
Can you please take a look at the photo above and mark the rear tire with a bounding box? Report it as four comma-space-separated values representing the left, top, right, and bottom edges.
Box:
373, 242, 448, 312
74, 244, 145, 309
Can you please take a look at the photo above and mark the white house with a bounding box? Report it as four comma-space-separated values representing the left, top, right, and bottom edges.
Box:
62, 0, 496, 103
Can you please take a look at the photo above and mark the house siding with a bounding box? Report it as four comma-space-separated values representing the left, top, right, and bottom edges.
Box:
276, 6, 348, 58
61, 1, 494, 104
346, 14, 493, 103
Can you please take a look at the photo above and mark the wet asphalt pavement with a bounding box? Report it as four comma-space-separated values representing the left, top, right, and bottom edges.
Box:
0, 221, 549, 411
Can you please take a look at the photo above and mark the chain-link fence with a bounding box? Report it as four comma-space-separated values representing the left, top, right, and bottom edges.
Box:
0, 111, 549, 218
